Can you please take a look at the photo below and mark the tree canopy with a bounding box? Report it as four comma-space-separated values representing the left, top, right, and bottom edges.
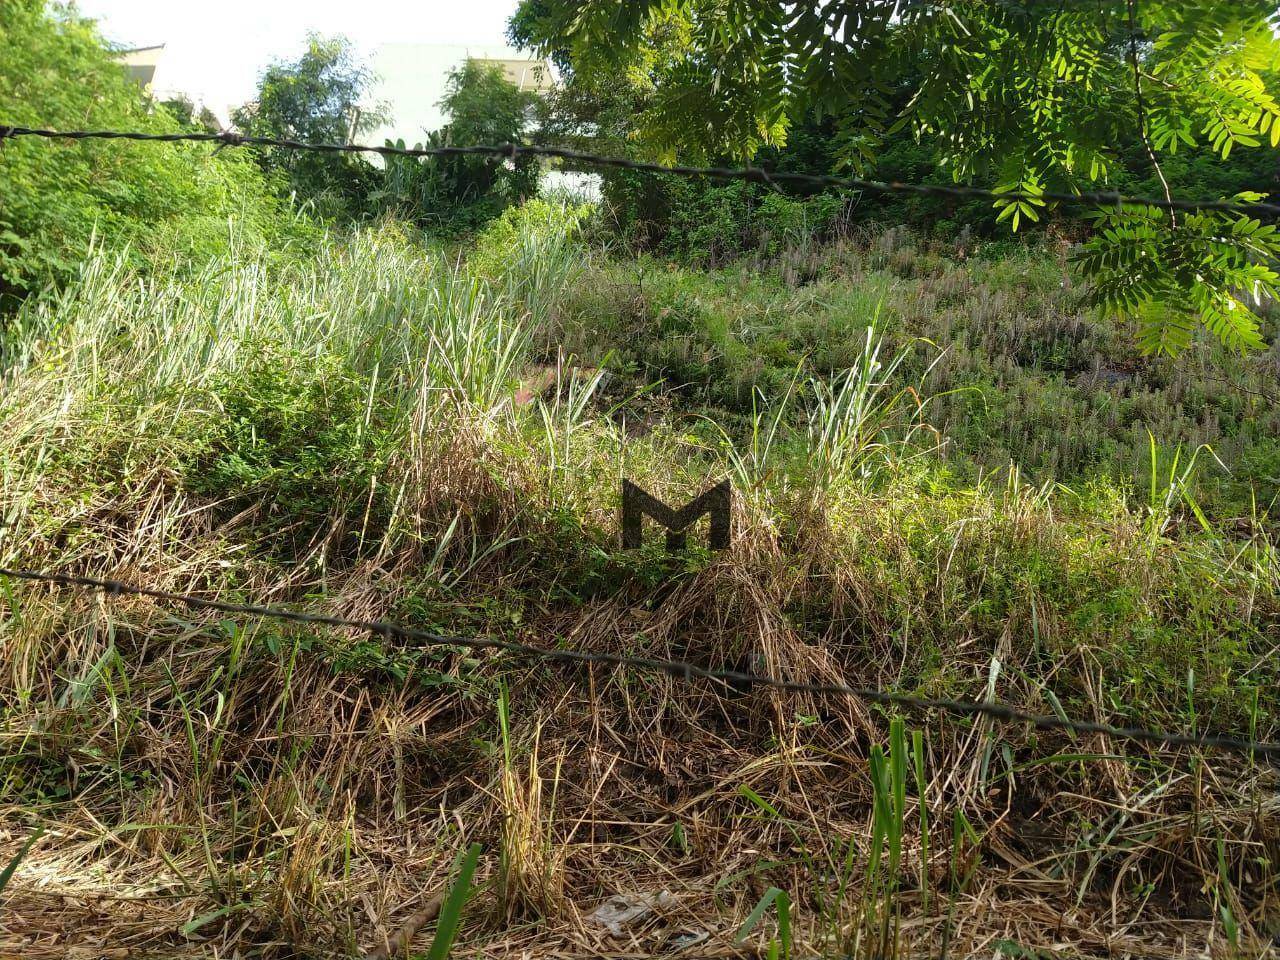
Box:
233, 34, 382, 215
512, 0, 1280, 354
0, 0, 284, 305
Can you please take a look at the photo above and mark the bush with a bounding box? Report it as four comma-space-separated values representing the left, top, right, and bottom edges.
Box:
372, 62, 541, 235
487, 196, 592, 244
755, 192, 845, 255
471, 198, 592, 264
0, 1, 289, 306
601, 175, 850, 265
184, 346, 394, 556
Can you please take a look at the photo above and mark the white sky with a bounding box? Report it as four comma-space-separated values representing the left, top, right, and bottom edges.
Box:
73, 0, 524, 118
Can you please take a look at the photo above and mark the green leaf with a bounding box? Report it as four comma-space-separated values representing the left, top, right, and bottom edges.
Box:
425, 842, 482, 960
737, 784, 781, 819
734, 886, 788, 945
0, 825, 43, 898
180, 902, 256, 937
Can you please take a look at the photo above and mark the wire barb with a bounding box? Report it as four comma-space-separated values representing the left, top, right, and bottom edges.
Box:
2, 565, 1278, 760
213, 129, 244, 153
3, 125, 1279, 218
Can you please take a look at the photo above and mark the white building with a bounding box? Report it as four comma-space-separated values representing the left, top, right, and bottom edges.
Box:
116, 44, 225, 122
117, 44, 168, 96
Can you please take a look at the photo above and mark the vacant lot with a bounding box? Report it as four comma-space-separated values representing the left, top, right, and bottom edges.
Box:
2, 204, 1277, 958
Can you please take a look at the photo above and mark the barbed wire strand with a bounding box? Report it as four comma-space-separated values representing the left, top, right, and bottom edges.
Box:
2, 566, 1277, 759
3, 125, 1280, 218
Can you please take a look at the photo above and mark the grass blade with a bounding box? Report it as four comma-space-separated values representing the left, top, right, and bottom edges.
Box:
425, 842, 482, 960
0, 825, 43, 898
735, 886, 786, 945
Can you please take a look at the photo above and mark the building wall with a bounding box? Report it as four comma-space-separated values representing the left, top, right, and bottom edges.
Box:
472, 58, 553, 94
116, 45, 166, 96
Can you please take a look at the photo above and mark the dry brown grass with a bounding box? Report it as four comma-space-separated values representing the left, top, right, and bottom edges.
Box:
1, 231, 1278, 959
3, 466, 1278, 959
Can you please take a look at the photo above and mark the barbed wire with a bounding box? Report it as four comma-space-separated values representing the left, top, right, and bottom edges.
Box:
4, 125, 1280, 218
2, 565, 1277, 759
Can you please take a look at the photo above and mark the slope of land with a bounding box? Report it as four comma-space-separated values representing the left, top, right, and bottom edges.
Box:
1, 208, 1278, 958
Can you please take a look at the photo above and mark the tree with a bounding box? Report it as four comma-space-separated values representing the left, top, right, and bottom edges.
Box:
375, 61, 539, 232
158, 95, 221, 134
512, 0, 1280, 354
233, 34, 381, 216
439, 60, 540, 206
0, 0, 283, 307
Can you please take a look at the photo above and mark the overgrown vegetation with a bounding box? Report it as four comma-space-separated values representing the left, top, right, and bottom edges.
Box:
3, 205, 1279, 958
0, 1, 294, 304
558, 226, 1280, 519
514, 0, 1280, 354
3, 3, 1280, 959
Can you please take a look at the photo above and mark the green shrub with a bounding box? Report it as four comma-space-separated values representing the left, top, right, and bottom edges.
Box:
184, 346, 394, 556
603, 178, 849, 265
0, 1, 290, 305
755, 192, 844, 256
470, 197, 593, 272
662, 180, 756, 264
372, 62, 541, 234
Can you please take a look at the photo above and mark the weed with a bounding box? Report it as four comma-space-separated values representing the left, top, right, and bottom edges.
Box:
0, 214, 1277, 958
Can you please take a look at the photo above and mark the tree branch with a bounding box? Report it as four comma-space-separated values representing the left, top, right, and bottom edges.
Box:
1127, 0, 1176, 227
